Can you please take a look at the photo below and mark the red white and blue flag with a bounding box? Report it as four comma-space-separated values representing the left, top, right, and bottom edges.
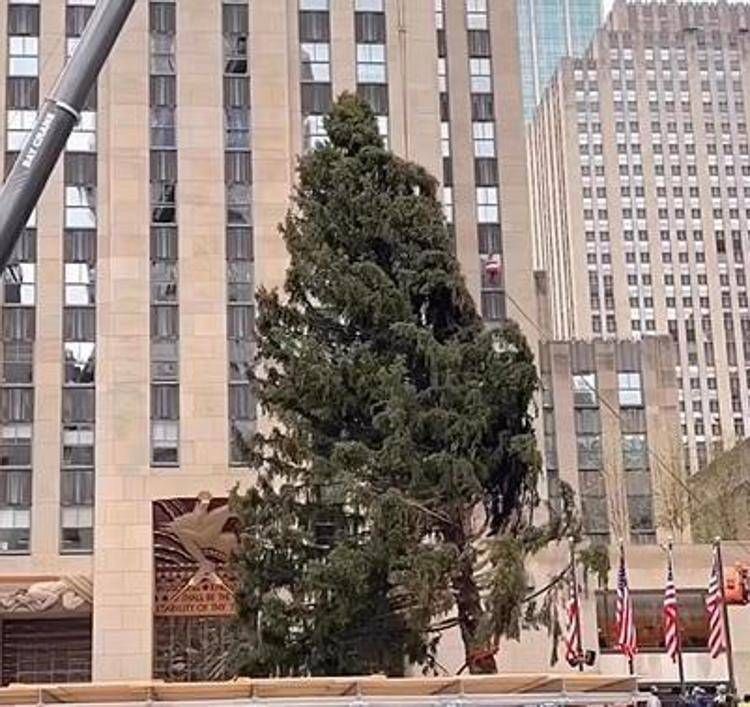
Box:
663, 551, 680, 663
564, 573, 581, 667
706, 545, 727, 659
616, 545, 637, 659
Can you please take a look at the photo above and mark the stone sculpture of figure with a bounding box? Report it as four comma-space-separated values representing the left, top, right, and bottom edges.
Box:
0, 576, 93, 613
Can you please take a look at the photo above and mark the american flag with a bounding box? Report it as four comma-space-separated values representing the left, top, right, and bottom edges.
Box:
706, 545, 727, 659
663, 551, 680, 662
564, 573, 581, 667
616, 545, 637, 659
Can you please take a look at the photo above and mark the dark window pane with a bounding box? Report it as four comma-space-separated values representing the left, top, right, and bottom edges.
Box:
64, 153, 97, 186
151, 384, 179, 420
149, 2, 176, 33
64, 308, 95, 341
225, 151, 252, 183
478, 224, 501, 254
64, 230, 96, 263
474, 158, 498, 186
480, 291, 504, 320
3, 341, 33, 384
471, 94, 494, 121
299, 11, 330, 42
1, 388, 32, 422
62, 389, 95, 423
227, 305, 254, 340
226, 227, 253, 261
61, 470, 94, 506
357, 84, 388, 114
151, 305, 179, 339
0, 471, 30, 506
6, 78, 38, 109
66, 5, 93, 37
301, 82, 332, 115
150, 76, 176, 107
8, 5, 39, 35
222, 4, 248, 34
151, 226, 178, 260
355, 12, 386, 43
2, 308, 35, 341
467, 30, 491, 57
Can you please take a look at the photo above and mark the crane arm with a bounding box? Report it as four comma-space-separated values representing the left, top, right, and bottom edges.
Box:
0, 0, 136, 272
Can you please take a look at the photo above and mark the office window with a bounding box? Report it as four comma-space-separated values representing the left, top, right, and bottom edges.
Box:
60, 469, 93, 553
618, 372, 643, 407
223, 4, 247, 75
476, 187, 498, 223
579, 469, 609, 542
67, 111, 96, 152
224, 2, 254, 464
472, 121, 495, 157
6, 109, 36, 150
466, 0, 488, 30
572, 373, 597, 407
150, 0, 179, 467
469, 58, 492, 93
622, 433, 648, 470
8, 36, 37, 77
356, 44, 386, 84
0, 470, 30, 553
0, 76, 35, 554
151, 385, 179, 464
480, 291, 504, 321
300, 43, 330, 82
303, 114, 328, 151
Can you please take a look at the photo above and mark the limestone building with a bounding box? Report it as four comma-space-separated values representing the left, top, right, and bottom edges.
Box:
529, 0, 750, 476
0, 0, 535, 684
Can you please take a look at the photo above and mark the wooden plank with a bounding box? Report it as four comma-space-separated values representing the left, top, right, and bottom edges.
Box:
0, 673, 639, 703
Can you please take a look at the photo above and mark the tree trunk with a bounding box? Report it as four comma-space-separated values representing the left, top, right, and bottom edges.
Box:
449, 526, 497, 675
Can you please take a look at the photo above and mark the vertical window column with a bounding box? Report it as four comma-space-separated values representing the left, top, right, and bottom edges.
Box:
60, 1, 96, 554
0, 0, 40, 555
61, 156, 96, 553
150, 1, 179, 466
435, 0, 454, 228
618, 371, 655, 545
299, 0, 331, 150
354, 0, 388, 144
573, 373, 610, 545
223, 0, 255, 464
465, 0, 503, 322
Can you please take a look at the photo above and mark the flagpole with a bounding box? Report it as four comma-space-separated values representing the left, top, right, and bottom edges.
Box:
569, 536, 584, 672
668, 541, 686, 692
715, 538, 736, 693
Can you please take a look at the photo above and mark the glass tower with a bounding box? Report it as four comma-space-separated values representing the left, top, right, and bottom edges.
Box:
517, 0, 602, 120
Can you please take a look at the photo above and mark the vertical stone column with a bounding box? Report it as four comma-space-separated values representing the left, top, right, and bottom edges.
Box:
93, 0, 152, 680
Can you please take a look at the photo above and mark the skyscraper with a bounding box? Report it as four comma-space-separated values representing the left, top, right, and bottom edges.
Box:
529, 0, 750, 477
517, 0, 602, 120
0, 0, 535, 684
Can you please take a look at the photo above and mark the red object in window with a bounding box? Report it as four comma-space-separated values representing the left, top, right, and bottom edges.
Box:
724, 563, 749, 605
484, 255, 502, 285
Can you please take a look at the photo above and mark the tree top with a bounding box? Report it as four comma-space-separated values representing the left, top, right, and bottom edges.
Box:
324, 92, 383, 154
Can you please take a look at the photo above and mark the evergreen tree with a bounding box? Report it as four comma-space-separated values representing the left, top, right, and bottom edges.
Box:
231, 94, 567, 677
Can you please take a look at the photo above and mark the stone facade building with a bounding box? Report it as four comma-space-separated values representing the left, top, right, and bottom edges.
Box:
529, 0, 750, 476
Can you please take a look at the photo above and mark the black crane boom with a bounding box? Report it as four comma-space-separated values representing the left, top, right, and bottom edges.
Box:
0, 0, 136, 272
